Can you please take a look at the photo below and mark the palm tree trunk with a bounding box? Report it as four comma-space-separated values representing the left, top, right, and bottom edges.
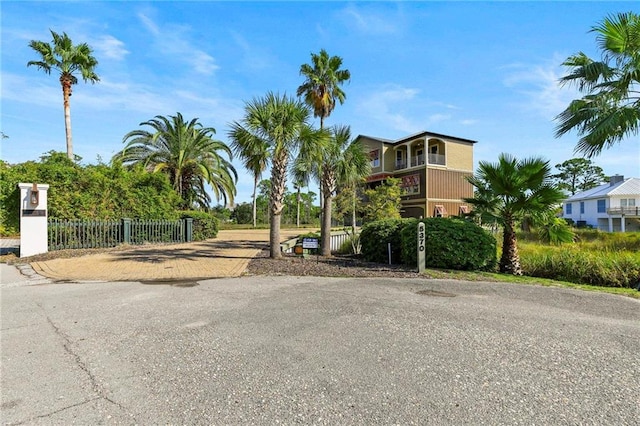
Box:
351, 186, 357, 235
296, 186, 301, 227
321, 170, 336, 257
269, 154, 288, 259
500, 216, 522, 275
60, 76, 73, 159
252, 175, 258, 228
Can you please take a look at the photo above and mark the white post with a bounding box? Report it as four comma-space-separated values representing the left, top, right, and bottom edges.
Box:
417, 222, 426, 273
18, 183, 50, 257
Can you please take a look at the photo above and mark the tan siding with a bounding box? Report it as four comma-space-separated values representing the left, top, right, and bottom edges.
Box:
446, 141, 474, 171
428, 169, 473, 200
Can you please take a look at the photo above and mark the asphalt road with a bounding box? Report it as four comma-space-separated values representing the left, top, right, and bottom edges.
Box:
2, 270, 639, 425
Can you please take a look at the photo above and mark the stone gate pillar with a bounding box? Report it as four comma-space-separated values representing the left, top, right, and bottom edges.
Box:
18, 183, 49, 258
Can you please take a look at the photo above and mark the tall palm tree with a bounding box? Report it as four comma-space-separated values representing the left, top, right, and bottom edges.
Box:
27, 30, 100, 159
228, 92, 313, 258
113, 113, 237, 209
555, 12, 640, 157
464, 154, 565, 275
297, 49, 351, 226
336, 130, 371, 236
231, 134, 269, 227
295, 125, 369, 256
296, 49, 351, 129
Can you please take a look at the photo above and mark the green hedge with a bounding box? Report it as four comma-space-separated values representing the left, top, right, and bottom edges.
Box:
181, 210, 219, 241
360, 219, 407, 264
401, 218, 497, 271
1, 153, 182, 235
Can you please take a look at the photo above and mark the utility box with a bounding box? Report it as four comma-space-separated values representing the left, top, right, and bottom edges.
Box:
18, 183, 49, 257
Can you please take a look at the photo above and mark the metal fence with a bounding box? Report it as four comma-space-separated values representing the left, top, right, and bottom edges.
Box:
48, 218, 192, 251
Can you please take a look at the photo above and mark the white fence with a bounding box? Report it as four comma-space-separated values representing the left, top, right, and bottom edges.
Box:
281, 229, 355, 254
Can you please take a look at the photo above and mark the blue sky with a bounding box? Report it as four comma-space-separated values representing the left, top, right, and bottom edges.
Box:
2, 1, 638, 205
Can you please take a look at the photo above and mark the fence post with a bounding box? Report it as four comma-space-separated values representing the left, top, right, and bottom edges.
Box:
122, 218, 131, 244
184, 218, 193, 242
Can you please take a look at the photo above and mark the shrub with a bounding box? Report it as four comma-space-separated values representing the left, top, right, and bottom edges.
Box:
360, 218, 407, 264
181, 210, 219, 240
401, 218, 497, 271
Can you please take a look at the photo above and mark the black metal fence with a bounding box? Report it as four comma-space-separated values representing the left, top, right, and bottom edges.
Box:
48, 218, 193, 251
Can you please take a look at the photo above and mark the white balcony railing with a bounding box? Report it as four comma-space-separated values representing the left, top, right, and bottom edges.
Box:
410, 155, 425, 167
428, 153, 445, 165
607, 207, 640, 216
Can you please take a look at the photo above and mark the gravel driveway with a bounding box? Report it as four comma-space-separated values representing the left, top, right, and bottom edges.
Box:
2, 275, 639, 425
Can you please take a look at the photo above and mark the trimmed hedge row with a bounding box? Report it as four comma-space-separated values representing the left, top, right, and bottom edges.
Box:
360, 217, 497, 271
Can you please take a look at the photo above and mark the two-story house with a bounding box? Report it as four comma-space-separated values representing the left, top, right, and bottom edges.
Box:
355, 131, 476, 219
562, 175, 640, 232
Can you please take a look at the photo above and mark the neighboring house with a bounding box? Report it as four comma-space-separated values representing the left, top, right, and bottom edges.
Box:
355, 131, 476, 219
563, 175, 640, 232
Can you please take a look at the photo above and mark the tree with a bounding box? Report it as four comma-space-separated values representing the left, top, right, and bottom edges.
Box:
293, 125, 369, 256
296, 49, 351, 130
553, 158, 607, 195
231, 131, 268, 227
228, 93, 313, 258
464, 154, 565, 275
113, 113, 237, 209
363, 178, 403, 223
27, 30, 100, 159
555, 12, 640, 157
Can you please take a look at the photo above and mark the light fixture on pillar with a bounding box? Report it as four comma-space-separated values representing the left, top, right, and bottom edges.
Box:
30, 183, 39, 206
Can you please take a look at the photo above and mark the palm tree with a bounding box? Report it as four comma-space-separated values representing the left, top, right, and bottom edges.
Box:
464, 154, 565, 275
228, 93, 313, 258
113, 113, 237, 209
296, 49, 351, 130
555, 12, 640, 157
231, 134, 268, 228
295, 125, 369, 256
336, 129, 371, 236
27, 30, 100, 159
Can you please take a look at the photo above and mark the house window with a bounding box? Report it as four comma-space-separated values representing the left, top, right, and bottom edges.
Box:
621, 198, 636, 207
430, 145, 438, 154
370, 150, 380, 168
597, 199, 606, 213
566, 203, 572, 215
400, 174, 420, 195
580, 202, 585, 214
396, 150, 405, 168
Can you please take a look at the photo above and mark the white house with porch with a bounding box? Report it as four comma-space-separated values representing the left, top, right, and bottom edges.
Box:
562, 176, 640, 232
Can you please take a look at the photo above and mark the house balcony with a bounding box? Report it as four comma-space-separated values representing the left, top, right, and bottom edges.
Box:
395, 160, 407, 169
428, 153, 445, 166
607, 207, 640, 216
410, 154, 425, 167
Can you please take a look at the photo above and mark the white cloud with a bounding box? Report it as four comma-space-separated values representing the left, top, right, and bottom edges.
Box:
460, 119, 478, 126
502, 54, 579, 119
356, 85, 457, 134
137, 12, 219, 75
92, 35, 129, 61
338, 4, 402, 35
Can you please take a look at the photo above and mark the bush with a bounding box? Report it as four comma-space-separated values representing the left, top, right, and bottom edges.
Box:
181, 210, 219, 241
360, 219, 407, 264
1, 153, 182, 235
401, 218, 497, 271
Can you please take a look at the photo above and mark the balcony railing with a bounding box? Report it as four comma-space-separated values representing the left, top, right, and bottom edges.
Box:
411, 155, 425, 167
395, 160, 407, 169
607, 207, 640, 216
428, 153, 445, 165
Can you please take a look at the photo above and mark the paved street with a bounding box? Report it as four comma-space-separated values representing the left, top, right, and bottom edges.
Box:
2, 273, 639, 425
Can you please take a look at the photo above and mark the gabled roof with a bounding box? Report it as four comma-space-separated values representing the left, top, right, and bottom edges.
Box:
566, 177, 640, 201
356, 131, 477, 145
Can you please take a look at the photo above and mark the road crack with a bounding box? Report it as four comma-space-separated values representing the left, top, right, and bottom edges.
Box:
36, 303, 136, 422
